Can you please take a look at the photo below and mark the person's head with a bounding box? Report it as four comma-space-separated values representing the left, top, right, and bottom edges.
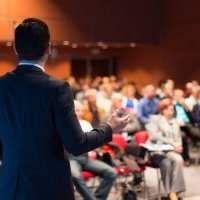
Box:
99, 82, 113, 98
111, 93, 123, 110
14, 18, 50, 64
166, 79, 175, 89
158, 98, 174, 119
92, 76, 102, 89
192, 80, 199, 87
102, 77, 110, 84
163, 82, 174, 97
143, 84, 156, 99
174, 89, 184, 102
110, 75, 117, 83
158, 79, 167, 89
195, 88, 200, 101
122, 83, 136, 98
185, 82, 194, 95
190, 86, 200, 98
74, 100, 84, 119
84, 89, 97, 104
81, 83, 90, 92
68, 76, 78, 87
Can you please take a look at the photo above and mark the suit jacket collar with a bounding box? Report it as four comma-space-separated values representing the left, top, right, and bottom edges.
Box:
14, 64, 45, 74
18, 61, 45, 72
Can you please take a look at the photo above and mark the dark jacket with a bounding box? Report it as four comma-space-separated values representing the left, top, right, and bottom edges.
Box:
0, 65, 112, 200
190, 103, 200, 127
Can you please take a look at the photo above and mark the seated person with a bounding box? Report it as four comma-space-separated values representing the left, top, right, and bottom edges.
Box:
97, 77, 113, 114
174, 89, 200, 163
105, 92, 142, 134
69, 100, 117, 200
173, 89, 191, 162
82, 89, 106, 128
146, 98, 185, 200
138, 85, 159, 125
189, 88, 200, 141
174, 89, 191, 125
185, 85, 199, 111
156, 79, 175, 99
121, 83, 139, 112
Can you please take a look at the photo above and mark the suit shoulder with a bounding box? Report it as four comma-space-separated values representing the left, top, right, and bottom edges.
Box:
0, 71, 13, 79
44, 74, 70, 90
0, 72, 15, 84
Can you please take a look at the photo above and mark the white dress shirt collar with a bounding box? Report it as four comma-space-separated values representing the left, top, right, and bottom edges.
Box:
18, 60, 45, 72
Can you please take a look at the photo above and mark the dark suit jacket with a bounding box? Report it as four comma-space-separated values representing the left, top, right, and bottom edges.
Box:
0, 65, 112, 200
191, 103, 200, 127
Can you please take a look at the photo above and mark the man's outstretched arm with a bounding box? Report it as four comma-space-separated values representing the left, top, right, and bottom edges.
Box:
53, 82, 129, 156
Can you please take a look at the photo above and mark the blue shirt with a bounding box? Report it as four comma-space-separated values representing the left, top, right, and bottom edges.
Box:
138, 97, 159, 124
122, 97, 138, 112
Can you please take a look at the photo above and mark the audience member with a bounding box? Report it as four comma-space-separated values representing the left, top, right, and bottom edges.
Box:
173, 89, 192, 163
163, 80, 175, 99
83, 89, 106, 128
138, 85, 159, 125
185, 85, 199, 111
174, 89, 190, 125
185, 82, 194, 98
121, 83, 138, 112
105, 93, 141, 134
97, 78, 113, 114
76, 82, 91, 103
69, 101, 117, 200
189, 90, 200, 141
146, 98, 186, 200
157, 79, 175, 99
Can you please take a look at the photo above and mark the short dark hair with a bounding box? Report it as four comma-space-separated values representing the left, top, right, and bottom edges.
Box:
15, 18, 50, 60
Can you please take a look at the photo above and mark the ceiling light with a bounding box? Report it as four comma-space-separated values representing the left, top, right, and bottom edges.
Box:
6, 41, 12, 47
97, 42, 104, 47
72, 43, 78, 48
63, 41, 70, 46
130, 43, 136, 48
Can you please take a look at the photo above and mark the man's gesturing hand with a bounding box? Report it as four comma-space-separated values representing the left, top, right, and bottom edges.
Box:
107, 108, 130, 133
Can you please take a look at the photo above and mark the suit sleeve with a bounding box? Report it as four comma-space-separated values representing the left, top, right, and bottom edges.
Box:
53, 82, 112, 156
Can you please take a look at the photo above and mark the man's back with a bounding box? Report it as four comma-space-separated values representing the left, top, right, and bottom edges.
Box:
0, 66, 75, 200
0, 18, 130, 200
0, 65, 114, 200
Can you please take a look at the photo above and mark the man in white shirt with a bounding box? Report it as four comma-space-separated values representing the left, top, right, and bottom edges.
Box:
69, 101, 117, 200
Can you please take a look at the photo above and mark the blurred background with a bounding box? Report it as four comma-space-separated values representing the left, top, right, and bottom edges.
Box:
0, 0, 200, 87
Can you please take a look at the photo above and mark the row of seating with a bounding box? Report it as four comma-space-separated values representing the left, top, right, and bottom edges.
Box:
80, 131, 163, 200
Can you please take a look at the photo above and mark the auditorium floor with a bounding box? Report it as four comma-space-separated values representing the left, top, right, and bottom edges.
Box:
136, 165, 200, 200
181, 165, 200, 200
75, 165, 200, 199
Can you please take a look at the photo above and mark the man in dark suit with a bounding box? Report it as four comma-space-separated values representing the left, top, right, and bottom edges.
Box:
0, 18, 129, 200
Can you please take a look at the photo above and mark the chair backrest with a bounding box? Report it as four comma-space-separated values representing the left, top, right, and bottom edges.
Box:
112, 134, 127, 149
134, 131, 149, 145
81, 171, 95, 180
